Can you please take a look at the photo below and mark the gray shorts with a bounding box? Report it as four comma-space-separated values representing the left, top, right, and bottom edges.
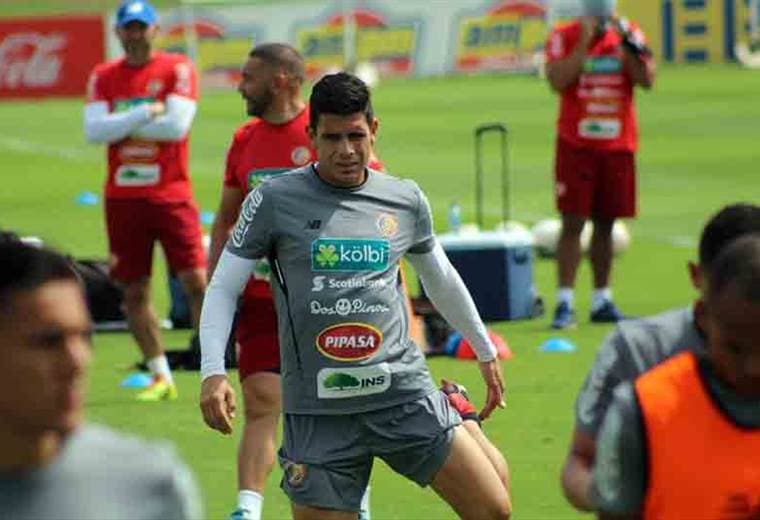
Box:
278, 390, 462, 512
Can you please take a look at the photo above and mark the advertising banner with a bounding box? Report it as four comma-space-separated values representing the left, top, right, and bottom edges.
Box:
453, 1, 547, 73
0, 16, 104, 99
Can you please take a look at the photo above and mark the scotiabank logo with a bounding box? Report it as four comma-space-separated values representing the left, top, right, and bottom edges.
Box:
0, 32, 64, 89
316, 323, 382, 361
0, 16, 104, 98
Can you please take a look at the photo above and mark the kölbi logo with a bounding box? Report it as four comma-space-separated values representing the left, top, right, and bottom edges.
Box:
311, 238, 389, 272
317, 364, 391, 399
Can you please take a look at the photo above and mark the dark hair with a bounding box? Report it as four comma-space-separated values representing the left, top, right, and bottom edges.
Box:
708, 234, 760, 303
699, 203, 760, 267
0, 241, 80, 311
309, 72, 373, 130
0, 229, 20, 244
249, 43, 305, 83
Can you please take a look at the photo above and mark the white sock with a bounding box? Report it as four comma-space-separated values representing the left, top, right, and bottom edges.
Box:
146, 355, 173, 383
557, 287, 574, 307
238, 490, 263, 519
359, 486, 371, 519
591, 288, 613, 311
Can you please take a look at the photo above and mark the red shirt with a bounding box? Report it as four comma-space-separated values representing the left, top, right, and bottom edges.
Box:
545, 21, 645, 152
87, 52, 198, 202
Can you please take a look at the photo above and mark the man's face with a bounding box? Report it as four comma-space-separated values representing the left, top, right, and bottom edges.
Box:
0, 281, 92, 436
116, 21, 157, 61
238, 57, 275, 117
309, 112, 378, 188
705, 283, 760, 398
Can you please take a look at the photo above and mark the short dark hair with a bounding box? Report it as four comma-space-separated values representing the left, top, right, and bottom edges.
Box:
0, 241, 80, 312
708, 234, 760, 303
249, 43, 305, 83
309, 72, 373, 130
699, 203, 760, 267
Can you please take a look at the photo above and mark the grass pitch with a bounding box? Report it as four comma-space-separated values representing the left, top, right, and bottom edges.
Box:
1, 65, 759, 518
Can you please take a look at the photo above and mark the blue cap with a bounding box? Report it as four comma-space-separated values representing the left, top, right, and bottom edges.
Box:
116, 0, 158, 27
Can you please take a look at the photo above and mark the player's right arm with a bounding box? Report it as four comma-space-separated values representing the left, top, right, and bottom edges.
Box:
562, 327, 631, 511
545, 18, 595, 92
208, 186, 245, 279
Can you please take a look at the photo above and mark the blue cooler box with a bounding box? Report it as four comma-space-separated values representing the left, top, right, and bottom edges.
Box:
435, 229, 535, 322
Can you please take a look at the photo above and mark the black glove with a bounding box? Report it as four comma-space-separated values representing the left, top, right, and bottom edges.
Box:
613, 17, 652, 57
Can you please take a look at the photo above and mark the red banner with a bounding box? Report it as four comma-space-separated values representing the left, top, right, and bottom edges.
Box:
0, 15, 104, 99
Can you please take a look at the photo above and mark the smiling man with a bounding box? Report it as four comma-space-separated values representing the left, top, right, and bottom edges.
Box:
200, 72, 511, 520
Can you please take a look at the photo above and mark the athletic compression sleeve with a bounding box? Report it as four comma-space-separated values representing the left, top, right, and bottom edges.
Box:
407, 241, 497, 362
83, 101, 153, 143
132, 95, 197, 141
200, 249, 254, 380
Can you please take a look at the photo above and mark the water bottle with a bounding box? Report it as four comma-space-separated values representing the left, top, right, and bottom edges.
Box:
447, 201, 462, 233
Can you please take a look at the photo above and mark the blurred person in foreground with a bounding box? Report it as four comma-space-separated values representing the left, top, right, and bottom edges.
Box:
0, 239, 201, 519
83, 0, 207, 401
544, 0, 656, 329
592, 234, 760, 517
200, 72, 511, 520
560, 202, 760, 510
209, 43, 508, 520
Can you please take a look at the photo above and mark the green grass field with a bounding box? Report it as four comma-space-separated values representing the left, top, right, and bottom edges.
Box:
1, 65, 759, 519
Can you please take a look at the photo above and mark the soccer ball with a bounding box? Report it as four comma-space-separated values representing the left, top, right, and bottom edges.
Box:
531, 219, 631, 257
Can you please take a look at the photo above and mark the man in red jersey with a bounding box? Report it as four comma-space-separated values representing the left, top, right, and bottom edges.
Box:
83, 0, 206, 401
544, 0, 655, 329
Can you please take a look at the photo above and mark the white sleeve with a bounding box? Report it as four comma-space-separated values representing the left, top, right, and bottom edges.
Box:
132, 94, 197, 141
406, 241, 497, 362
200, 249, 254, 380
83, 101, 153, 143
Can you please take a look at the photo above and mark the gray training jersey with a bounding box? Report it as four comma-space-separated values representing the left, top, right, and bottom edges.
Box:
227, 166, 437, 414
575, 306, 704, 435
0, 424, 201, 520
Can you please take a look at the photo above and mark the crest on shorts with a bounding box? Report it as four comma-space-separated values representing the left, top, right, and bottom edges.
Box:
284, 461, 307, 487
376, 212, 399, 238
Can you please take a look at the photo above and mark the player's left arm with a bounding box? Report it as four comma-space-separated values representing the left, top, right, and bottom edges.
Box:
132, 60, 198, 141
591, 383, 646, 520
616, 20, 656, 90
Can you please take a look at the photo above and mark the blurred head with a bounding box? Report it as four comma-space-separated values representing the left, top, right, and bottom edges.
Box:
703, 234, 760, 398
581, 0, 617, 17
308, 72, 378, 187
689, 203, 760, 292
115, 0, 159, 65
0, 241, 92, 438
239, 43, 305, 118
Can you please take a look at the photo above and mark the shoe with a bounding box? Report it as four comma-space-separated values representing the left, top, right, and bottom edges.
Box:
228, 508, 255, 520
590, 300, 626, 324
136, 375, 178, 401
551, 302, 577, 330
440, 379, 480, 424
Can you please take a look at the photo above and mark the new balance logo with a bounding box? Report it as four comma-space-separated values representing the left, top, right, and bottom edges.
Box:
306, 220, 321, 230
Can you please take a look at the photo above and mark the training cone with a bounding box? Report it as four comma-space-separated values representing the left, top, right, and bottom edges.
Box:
75, 191, 99, 206
448, 330, 513, 360
200, 210, 215, 225
120, 372, 153, 389
539, 337, 577, 353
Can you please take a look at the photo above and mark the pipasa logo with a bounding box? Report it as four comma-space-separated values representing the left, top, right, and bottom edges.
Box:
296, 8, 418, 78
316, 323, 382, 361
0, 32, 65, 89
455, 1, 546, 73
312, 238, 389, 272
317, 364, 391, 399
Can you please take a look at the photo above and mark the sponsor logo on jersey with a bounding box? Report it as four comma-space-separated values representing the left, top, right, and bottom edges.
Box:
231, 187, 263, 248
114, 96, 155, 113
578, 118, 621, 140
117, 140, 159, 162
310, 298, 390, 316
311, 275, 387, 292
246, 167, 289, 190
316, 323, 382, 361
317, 364, 391, 399
305, 220, 322, 230
584, 56, 622, 74
311, 238, 389, 272
114, 164, 160, 186
376, 212, 399, 238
